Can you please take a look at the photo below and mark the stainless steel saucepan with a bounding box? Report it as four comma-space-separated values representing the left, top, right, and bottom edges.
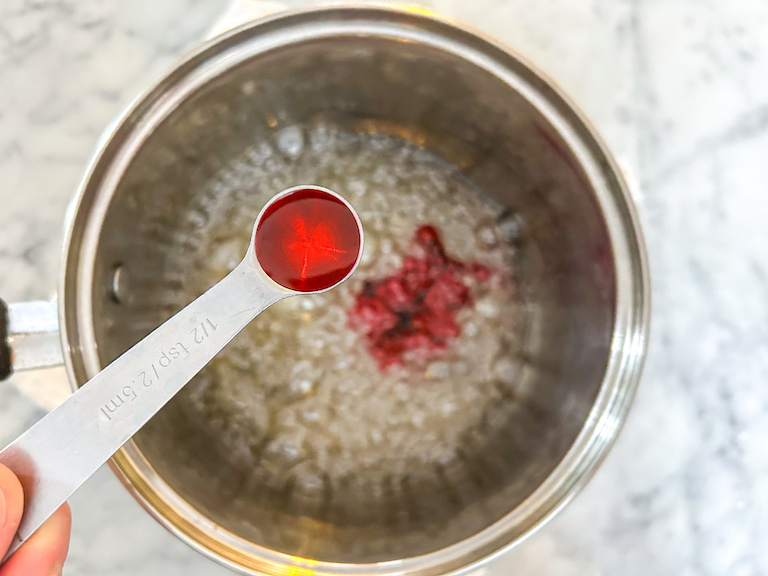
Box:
0, 3, 649, 575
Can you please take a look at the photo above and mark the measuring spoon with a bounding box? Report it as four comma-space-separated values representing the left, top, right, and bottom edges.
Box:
0, 185, 363, 561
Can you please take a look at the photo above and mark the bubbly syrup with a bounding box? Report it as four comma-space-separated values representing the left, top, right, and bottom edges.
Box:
165, 121, 523, 493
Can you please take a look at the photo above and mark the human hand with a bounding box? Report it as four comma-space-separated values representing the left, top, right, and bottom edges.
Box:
0, 464, 71, 576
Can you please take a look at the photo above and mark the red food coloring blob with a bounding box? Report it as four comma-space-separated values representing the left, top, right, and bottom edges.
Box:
254, 188, 361, 292
348, 225, 493, 370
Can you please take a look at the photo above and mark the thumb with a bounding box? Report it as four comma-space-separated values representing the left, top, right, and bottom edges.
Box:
0, 465, 23, 558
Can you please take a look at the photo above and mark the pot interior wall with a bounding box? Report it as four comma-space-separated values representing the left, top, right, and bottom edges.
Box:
87, 35, 615, 562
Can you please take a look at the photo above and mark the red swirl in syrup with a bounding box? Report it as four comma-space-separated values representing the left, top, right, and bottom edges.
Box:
349, 225, 492, 370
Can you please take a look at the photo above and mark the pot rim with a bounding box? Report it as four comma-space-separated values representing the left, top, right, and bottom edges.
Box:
58, 5, 650, 576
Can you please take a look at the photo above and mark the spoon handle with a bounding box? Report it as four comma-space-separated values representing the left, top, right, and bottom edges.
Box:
0, 260, 284, 560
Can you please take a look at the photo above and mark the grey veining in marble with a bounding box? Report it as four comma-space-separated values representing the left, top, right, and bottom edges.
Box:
1, 0, 767, 575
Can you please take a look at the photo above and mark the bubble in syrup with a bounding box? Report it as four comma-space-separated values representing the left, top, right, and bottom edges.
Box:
493, 354, 520, 386
276, 126, 305, 158
427, 362, 450, 381
358, 231, 378, 268
498, 212, 524, 243
476, 297, 500, 318
289, 379, 315, 397
347, 179, 367, 197
474, 218, 500, 249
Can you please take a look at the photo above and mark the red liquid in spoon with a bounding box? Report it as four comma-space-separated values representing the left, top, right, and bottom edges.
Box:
254, 187, 362, 292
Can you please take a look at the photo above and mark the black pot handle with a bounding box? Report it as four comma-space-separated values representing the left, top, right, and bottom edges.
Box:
0, 298, 10, 380
0, 299, 63, 380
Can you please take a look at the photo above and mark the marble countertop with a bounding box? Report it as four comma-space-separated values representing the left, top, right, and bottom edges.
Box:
1, 0, 766, 574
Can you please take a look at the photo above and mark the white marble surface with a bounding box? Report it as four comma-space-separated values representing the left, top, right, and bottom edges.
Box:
1, 0, 767, 575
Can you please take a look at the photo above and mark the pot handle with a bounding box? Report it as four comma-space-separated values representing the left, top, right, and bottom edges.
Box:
0, 299, 63, 381
207, 0, 286, 39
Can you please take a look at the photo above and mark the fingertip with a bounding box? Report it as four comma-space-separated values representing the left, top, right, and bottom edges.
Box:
35, 504, 72, 554
57, 503, 72, 527
0, 464, 24, 556
0, 504, 71, 576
